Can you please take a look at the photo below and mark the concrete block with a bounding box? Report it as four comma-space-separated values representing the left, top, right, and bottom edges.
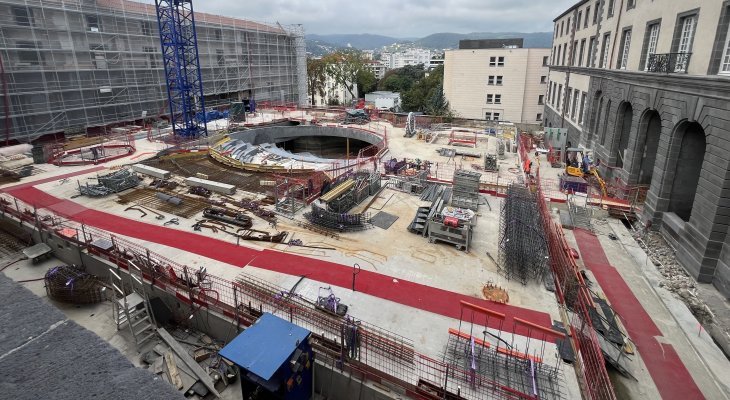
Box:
185, 176, 236, 194
132, 164, 171, 180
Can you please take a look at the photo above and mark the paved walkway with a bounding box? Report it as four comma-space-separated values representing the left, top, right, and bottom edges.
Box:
573, 228, 704, 400
3, 179, 554, 340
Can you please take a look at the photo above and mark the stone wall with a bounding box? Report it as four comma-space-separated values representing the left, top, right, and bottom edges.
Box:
551, 65, 730, 296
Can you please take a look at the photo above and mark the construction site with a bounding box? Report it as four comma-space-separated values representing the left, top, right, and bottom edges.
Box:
1, 1, 729, 400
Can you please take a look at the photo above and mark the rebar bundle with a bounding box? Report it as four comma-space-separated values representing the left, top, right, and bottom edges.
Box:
44, 265, 105, 304
484, 154, 498, 172
304, 203, 372, 232
498, 184, 548, 285
79, 168, 140, 197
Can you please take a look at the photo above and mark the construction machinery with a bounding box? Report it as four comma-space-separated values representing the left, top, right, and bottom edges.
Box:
565, 148, 607, 197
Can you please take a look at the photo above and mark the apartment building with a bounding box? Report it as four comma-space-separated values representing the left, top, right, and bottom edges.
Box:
0, 0, 306, 143
443, 39, 550, 123
546, 0, 730, 296
381, 48, 432, 69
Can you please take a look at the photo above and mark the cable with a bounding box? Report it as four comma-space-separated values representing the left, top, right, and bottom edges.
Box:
0, 256, 27, 272
17, 277, 44, 283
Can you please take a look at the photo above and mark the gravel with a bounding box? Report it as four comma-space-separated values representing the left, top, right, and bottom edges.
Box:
634, 231, 714, 325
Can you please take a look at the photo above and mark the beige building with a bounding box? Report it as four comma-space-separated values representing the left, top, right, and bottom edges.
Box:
546, 0, 730, 296
443, 39, 550, 123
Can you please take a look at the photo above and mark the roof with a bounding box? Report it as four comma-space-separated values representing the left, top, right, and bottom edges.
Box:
0, 273, 182, 400
219, 313, 310, 381
459, 38, 523, 49
553, 0, 590, 22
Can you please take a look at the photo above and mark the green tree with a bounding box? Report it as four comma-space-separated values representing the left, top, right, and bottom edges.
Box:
377, 64, 425, 93
356, 68, 377, 96
400, 65, 452, 117
322, 50, 368, 100
306, 58, 327, 106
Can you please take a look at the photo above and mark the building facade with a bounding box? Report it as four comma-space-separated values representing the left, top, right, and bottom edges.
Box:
443, 40, 550, 123
381, 48, 432, 70
0, 0, 307, 143
546, 0, 730, 296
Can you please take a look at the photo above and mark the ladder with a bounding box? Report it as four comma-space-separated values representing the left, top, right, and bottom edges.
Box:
109, 261, 157, 350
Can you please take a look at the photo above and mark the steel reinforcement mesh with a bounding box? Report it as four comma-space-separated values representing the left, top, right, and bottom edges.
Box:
519, 135, 617, 400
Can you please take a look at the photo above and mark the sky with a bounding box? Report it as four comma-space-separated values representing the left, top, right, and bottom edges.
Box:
141, 0, 577, 37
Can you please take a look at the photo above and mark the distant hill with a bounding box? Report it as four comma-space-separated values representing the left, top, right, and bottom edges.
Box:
306, 38, 343, 57
305, 32, 553, 55
416, 32, 553, 49
306, 34, 402, 50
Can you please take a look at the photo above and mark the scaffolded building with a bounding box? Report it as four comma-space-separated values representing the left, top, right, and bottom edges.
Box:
0, 0, 307, 143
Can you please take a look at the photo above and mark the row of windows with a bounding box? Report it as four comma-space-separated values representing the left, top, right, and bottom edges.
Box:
551, 10, 710, 73
485, 93, 545, 106
486, 75, 547, 86
489, 56, 505, 67
547, 82, 587, 126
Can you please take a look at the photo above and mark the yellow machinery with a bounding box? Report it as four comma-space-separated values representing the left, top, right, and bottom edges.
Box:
565, 148, 607, 197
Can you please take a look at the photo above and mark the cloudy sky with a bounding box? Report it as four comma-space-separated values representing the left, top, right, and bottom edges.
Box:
141, 0, 577, 37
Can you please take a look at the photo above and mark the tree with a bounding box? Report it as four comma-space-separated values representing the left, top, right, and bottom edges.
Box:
400, 65, 452, 117
356, 68, 377, 96
377, 64, 425, 93
306, 58, 327, 106
322, 50, 368, 100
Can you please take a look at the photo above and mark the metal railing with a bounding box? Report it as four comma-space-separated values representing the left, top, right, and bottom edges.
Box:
646, 52, 692, 74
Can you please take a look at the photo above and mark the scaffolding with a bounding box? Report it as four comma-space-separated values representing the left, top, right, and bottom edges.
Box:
0, 0, 306, 143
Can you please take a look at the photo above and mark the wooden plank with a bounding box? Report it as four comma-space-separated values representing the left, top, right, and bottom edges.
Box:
158, 328, 221, 398
164, 351, 184, 390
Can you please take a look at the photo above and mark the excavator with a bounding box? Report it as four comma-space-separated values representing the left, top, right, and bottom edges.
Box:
565, 148, 608, 197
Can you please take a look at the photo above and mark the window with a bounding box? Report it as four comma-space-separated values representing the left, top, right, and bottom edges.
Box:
488, 75, 503, 85
585, 7, 591, 28
17, 42, 40, 66
488, 56, 505, 66
12, 6, 33, 26
90, 44, 107, 69
588, 37, 596, 67
144, 47, 157, 68
644, 23, 660, 70
86, 15, 100, 32
619, 29, 632, 69
627, 0, 636, 10
577, 12, 583, 31
538, 95, 544, 105
561, 21, 565, 36
486, 94, 493, 103
141, 21, 153, 36
215, 29, 222, 40
216, 49, 225, 66
562, 43, 567, 65
550, 82, 556, 105
542, 56, 549, 66
608, 0, 615, 18
571, 89, 579, 120
557, 84, 563, 111
540, 75, 547, 84
579, 92, 587, 125
721, 22, 730, 73
487, 94, 502, 104
485, 112, 500, 121
578, 39, 586, 66
674, 15, 696, 71
593, 4, 599, 24
573, 41, 579, 65
600, 33, 611, 68
557, 46, 562, 65
536, 113, 543, 121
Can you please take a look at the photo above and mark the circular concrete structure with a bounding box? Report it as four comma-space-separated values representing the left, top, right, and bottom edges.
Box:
211, 124, 387, 173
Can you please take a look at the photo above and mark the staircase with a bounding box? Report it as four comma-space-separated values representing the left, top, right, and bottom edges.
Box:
109, 261, 157, 350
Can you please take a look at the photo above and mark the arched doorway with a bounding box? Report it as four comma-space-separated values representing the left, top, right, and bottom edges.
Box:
636, 110, 661, 185
668, 121, 706, 221
599, 99, 610, 145
588, 91, 602, 145
614, 102, 633, 168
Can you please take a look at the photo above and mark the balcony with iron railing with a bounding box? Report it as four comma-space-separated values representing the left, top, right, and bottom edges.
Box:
646, 52, 692, 74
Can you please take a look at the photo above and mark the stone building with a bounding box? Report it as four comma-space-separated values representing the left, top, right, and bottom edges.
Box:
545, 0, 730, 296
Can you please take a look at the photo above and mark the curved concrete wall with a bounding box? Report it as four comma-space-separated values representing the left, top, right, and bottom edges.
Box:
228, 125, 383, 147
